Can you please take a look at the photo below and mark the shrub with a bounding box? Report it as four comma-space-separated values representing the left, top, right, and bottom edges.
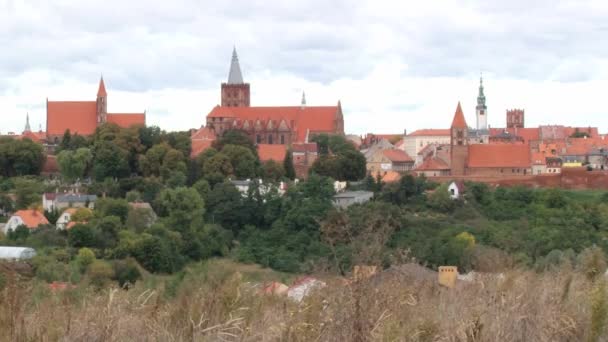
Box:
87, 260, 114, 289
578, 246, 607, 281
75, 248, 96, 273
112, 258, 142, 288
35, 259, 70, 283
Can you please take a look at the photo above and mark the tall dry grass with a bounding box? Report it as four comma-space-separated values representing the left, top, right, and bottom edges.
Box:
0, 261, 606, 341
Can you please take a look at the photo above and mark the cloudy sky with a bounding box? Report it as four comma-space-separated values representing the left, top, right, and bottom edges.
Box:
1, 0, 608, 135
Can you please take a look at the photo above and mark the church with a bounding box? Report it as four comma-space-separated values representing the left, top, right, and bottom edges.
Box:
46, 78, 146, 142
199, 48, 345, 149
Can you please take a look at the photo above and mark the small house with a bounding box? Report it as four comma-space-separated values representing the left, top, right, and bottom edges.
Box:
4, 209, 49, 234
43, 193, 97, 212
448, 181, 465, 199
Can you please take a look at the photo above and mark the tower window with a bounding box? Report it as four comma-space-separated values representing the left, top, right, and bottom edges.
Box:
280, 135, 285, 144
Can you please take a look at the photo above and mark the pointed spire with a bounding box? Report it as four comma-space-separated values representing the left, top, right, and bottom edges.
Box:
301, 91, 306, 107
227, 47, 244, 84
451, 102, 467, 128
24, 112, 31, 132
97, 76, 107, 97
478, 72, 485, 97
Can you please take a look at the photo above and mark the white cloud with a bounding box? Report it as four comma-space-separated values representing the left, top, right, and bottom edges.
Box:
1, 0, 608, 135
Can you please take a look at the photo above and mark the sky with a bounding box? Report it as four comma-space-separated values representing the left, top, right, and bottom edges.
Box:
1, 0, 608, 135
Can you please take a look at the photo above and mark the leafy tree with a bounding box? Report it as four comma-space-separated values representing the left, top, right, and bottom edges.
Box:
92, 141, 130, 180
165, 131, 192, 158
221, 144, 257, 179
193, 179, 211, 200
96, 198, 129, 223
261, 160, 285, 181
138, 126, 163, 150
155, 187, 205, 233
68, 223, 99, 248
203, 153, 233, 178
213, 129, 257, 154
75, 247, 96, 273
87, 260, 114, 288
283, 149, 296, 180
112, 258, 142, 287
427, 183, 456, 212
57, 147, 92, 181
0, 138, 45, 177
14, 177, 43, 209
205, 181, 246, 232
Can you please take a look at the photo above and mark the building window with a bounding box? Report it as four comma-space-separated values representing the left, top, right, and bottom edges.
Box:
256, 135, 261, 144
280, 135, 285, 144
268, 135, 273, 144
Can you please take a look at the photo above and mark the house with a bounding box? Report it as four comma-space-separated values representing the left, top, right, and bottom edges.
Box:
333, 191, 374, 209
292, 143, 318, 179
414, 157, 450, 177
230, 179, 287, 196
43, 193, 97, 212
56, 207, 92, 230
4, 209, 49, 233
401, 129, 451, 159
366, 148, 414, 173
448, 181, 465, 199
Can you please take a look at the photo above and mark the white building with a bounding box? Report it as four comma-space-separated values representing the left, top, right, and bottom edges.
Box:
43, 193, 97, 212
401, 129, 451, 162
0, 247, 37, 260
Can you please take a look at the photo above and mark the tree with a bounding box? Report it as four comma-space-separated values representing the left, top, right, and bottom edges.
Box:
165, 131, 192, 158
92, 141, 130, 180
14, 177, 43, 209
155, 187, 205, 233
203, 152, 233, 178
138, 126, 163, 150
96, 198, 129, 223
261, 160, 285, 181
68, 224, 99, 248
57, 147, 92, 181
160, 149, 187, 180
213, 129, 257, 154
221, 144, 258, 179
283, 149, 296, 180
0, 138, 45, 177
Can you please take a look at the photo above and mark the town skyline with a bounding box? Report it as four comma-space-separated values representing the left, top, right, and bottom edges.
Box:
2, 0, 608, 134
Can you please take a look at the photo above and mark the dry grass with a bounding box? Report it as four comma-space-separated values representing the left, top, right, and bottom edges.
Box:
0, 260, 605, 341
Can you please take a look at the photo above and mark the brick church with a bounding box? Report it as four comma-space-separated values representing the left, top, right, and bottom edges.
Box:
46, 78, 146, 142
199, 48, 345, 149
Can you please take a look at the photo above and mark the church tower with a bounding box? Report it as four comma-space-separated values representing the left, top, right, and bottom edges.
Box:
450, 102, 469, 176
24, 113, 31, 133
476, 75, 487, 130
96, 77, 108, 124
221, 47, 250, 107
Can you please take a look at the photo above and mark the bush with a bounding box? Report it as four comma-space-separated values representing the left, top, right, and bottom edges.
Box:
112, 257, 142, 288
34, 258, 71, 283
75, 248, 96, 273
87, 260, 114, 289
578, 246, 607, 281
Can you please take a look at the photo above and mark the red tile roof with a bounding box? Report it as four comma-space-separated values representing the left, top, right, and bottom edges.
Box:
190, 126, 218, 157
531, 152, 547, 165
489, 128, 540, 143
451, 102, 467, 128
106, 113, 146, 128
13, 209, 49, 228
258, 144, 287, 162
468, 144, 530, 168
382, 149, 413, 163
416, 157, 450, 171
407, 129, 451, 137
371, 170, 401, 183
191, 140, 214, 158
292, 143, 318, 153
47, 101, 98, 136
206, 105, 341, 142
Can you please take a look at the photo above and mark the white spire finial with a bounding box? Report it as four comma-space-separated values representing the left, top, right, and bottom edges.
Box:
24, 112, 31, 132
301, 91, 306, 108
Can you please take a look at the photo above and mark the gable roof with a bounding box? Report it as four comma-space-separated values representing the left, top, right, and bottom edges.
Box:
416, 157, 450, 171
451, 102, 467, 128
97, 77, 107, 96
106, 113, 145, 128
382, 149, 413, 163
407, 129, 451, 137
47, 101, 98, 136
468, 144, 530, 168
13, 209, 49, 228
207, 105, 340, 142
258, 144, 287, 162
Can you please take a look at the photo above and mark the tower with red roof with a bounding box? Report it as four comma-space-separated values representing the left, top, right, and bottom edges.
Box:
450, 102, 469, 176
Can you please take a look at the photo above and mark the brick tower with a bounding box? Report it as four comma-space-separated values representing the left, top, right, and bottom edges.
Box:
96, 77, 108, 124
450, 102, 469, 176
506, 109, 524, 129
221, 47, 250, 107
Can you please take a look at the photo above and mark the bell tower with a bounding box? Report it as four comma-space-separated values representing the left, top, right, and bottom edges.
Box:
221, 47, 250, 107
96, 77, 108, 124
476, 74, 487, 130
450, 102, 469, 176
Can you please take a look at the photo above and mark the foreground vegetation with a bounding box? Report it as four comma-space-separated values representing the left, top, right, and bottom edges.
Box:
2, 259, 608, 341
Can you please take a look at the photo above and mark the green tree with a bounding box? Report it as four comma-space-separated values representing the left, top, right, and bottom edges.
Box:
213, 129, 257, 154
0, 137, 45, 177
14, 177, 43, 209
283, 149, 296, 180
221, 144, 257, 179
155, 187, 205, 233
92, 141, 130, 180
261, 160, 285, 181
96, 198, 129, 223
57, 147, 92, 181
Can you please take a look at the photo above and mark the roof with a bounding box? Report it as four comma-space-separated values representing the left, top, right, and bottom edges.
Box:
227, 47, 244, 84
468, 144, 530, 168
44, 193, 57, 201
489, 128, 539, 143
258, 144, 287, 162
206, 105, 340, 142
190, 126, 217, 157
407, 129, 451, 137
56, 194, 97, 203
333, 191, 374, 199
13, 209, 49, 228
382, 149, 413, 163
191, 140, 214, 158
531, 152, 547, 165
47, 101, 98, 136
564, 145, 591, 156
0, 247, 36, 259
106, 113, 146, 128
97, 77, 107, 96
371, 170, 401, 183
416, 157, 450, 171
451, 102, 467, 128
62, 208, 79, 215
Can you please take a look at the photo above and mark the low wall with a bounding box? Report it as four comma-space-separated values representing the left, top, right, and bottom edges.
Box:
428, 168, 608, 189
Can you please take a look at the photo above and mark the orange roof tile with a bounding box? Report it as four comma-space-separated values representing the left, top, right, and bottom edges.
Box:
13, 209, 49, 228
382, 149, 413, 162
531, 152, 547, 165
206, 105, 341, 142
451, 102, 467, 128
47, 101, 98, 136
416, 157, 450, 171
468, 144, 530, 168
564, 145, 590, 155
258, 144, 287, 162
407, 129, 451, 137
489, 128, 539, 143
371, 170, 401, 183
106, 113, 146, 128
191, 140, 214, 158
